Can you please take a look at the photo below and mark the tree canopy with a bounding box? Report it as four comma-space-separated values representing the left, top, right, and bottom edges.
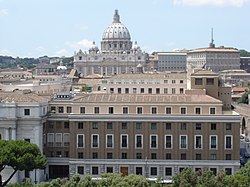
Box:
0, 140, 47, 187
239, 49, 250, 57
237, 89, 250, 104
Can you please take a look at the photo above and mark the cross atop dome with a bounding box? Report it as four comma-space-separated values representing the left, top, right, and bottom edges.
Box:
113, 9, 120, 23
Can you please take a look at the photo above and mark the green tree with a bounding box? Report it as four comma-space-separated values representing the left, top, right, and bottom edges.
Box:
172, 168, 198, 187
239, 49, 250, 57
0, 140, 47, 187
237, 90, 250, 104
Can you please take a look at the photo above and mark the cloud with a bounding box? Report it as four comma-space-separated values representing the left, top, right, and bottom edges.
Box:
54, 49, 71, 57
0, 9, 8, 16
173, 0, 248, 7
67, 39, 93, 51
0, 49, 12, 56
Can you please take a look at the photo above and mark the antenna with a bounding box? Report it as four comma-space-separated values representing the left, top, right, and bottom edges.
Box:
209, 28, 215, 48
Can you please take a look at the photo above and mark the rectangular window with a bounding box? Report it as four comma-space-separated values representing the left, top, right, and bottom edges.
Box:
180, 107, 186, 115
58, 106, 64, 113
80, 107, 85, 114
121, 134, 128, 148
47, 133, 54, 147
136, 122, 142, 130
92, 167, 99, 175
210, 168, 217, 175
136, 167, 143, 175
156, 88, 160, 94
133, 88, 137, 94
140, 88, 144, 94
151, 153, 157, 159
226, 123, 232, 130
150, 167, 157, 176
196, 154, 202, 160
123, 107, 128, 114
125, 88, 129, 94
225, 168, 232, 175
92, 152, 98, 159
226, 154, 232, 160
164, 80, 168, 84
66, 107, 72, 113
78, 122, 83, 129
121, 152, 127, 159
151, 123, 157, 130
196, 123, 201, 130
136, 153, 142, 159
64, 122, 69, 129
122, 122, 127, 129
106, 134, 113, 148
206, 78, 214, 85
137, 107, 143, 114
150, 135, 158, 149
195, 108, 201, 115
151, 107, 157, 114
166, 107, 172, 114
180, 123, 187, 130
63, 133, 70, 147
210, 135, 217, 149
92, 134, 99, 148
195, 135, 202, 149
55, 133, 62, 147
106, 167, 113, 173
77, 166, 84, 174
77, 134, 84, 148
210, 107, 216, 115
181, 153, 186, 160
210, 154, 217, 160
225, 135, 232, 149
135, 135, 143, 148
78, 152, 83, 159
24, 109, 30, 116
172, 80, 176, 84
166, 153, 171, 160
195, 78, 202, 85
180, 88, 184, 94
107, 122, 113, 129
164, 88, 168, 94
180, 135, 187, 149
118, 88, 121, 94
109, 107, 114, 114
211, 123, 216, 130
148, 88, 152, 94
165, 135, 172, 149
166, 123, 171, 130
165, 168, 172, 176
172, 88, 176, 94
94, 107, 99, 114
92, 122, 98, 129
107, 153, 113, 159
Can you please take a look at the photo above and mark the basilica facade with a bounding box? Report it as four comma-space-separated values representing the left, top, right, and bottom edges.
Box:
73, 10, 148, 76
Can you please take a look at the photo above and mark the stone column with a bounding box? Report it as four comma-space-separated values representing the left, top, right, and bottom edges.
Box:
5, 128, 9, 140
11, 128, 16, 140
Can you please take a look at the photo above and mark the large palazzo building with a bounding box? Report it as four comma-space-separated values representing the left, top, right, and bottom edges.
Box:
73, 10, 148, 76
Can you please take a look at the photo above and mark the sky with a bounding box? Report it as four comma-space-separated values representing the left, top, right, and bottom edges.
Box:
0, 0, 250, 58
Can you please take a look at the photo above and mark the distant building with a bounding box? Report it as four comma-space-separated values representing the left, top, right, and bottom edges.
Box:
73, 10, 148, 76
240, 57, 250, 73
219, 69, 250, 86
0, 90, 48, 184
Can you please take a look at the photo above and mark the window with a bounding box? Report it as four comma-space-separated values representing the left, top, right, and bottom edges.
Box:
181, 153, 186, 160
58, 106, 64, 113
225, 168, 232, 175
133, 88, 137, 94
211, 123, 216, 130
64, 122, 69, 129
137, 107, 143, 114
80, 107, 85, 114
92, 135, 99, 148
135, 135, 143, 148
210, 135, 217, 149
151, 107, 157, 114
195, 135, 202, 149
180, 80, 184, 84
55, 133, 62, 147
118, 88, 121, 94
195, 78, 202, 85
136, 167, 143, 175
150, 167, 157, 176
196, 154, 202, 160
148, 88, 152, 94
210, 154, 217, 160
180, 88, 184, 94
108, 107, 114, 114
136, 153, 142, 159
140, 88, 144, 94
123, 107, 128, 114
166, 107, 171, 114
164, 80, 168, 84
136, 122, 142, 129
107, 153, 113, 159
63, 133, 70, 147
172, 88, 176, 94
122, 122, 127, 129
210, 107, 216, 114
180, 135, 187, 149
150, 135, 158, 148
196, 123, 201, 130
166, 123, 171, 130
107, 122, 113, 129
92, 152, 98, 159
78, 152, 83, 159
47, 133, 54, 147
92, 167, 99, 175
24, 109, 30, 116
165, 135, 172, 149
166, 153, 171, 160
226, 154, 231, 160
125, 88, 129, 94
225, 135, 232, 149
106, 167, 113, 173
164, 88, 168, 94
94, 107, 99, 114
151, 123, 157, 130
66, 107, 72, 113
180, 107, 186, 115
77, 134, 84, 148
92, 122, 98, 129
78, 122, 83, 129
165, 168, 172, 176
121, 152, 127, 159
77, 166, 84, 174
156, 88, 160, 94
210, 168, 217, 175
206, 78, 214, 85
226, 123, 232, 130
106, 134, 113, 148
121, 134, 128, 148
172, 80, 176, 84
180, 123, 187, 130
151, 153, 157, 159
195, 108, 201, 115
